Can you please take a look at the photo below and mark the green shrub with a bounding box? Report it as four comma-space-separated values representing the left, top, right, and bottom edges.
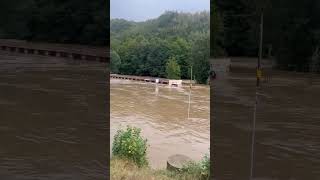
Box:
200, 154, 210, 178
112, 126, 149, 167
180, 154, 210, 180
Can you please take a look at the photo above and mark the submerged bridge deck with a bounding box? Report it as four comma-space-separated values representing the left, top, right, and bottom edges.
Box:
0, 39, 109, 62
111, 74, 169, 84
110, 74, 196, 85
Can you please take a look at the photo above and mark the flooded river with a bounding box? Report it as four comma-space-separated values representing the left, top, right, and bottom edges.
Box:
212, 71, 320, 180
110, 78, 210, 169
0, 51, 108, 179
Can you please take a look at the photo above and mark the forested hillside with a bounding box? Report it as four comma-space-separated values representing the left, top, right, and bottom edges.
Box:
0, 0, 108, 46
111, 11, 210, 84
212, 0, 320, 72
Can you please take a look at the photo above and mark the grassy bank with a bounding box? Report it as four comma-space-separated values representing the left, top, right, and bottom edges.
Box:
111, 158, 171, 180
111, 126, 210, 180
111, 157, 208, 180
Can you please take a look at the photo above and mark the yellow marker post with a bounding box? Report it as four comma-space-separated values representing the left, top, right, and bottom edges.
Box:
257, 69, 262, 79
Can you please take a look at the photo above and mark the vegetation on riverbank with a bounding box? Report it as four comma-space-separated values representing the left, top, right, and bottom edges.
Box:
112, 126, 148, 167
111, 126, 210, 180
0, 1, 108, 46
111, 157, 209, 180
111, 11, 210, 84
211, 0, 320, 72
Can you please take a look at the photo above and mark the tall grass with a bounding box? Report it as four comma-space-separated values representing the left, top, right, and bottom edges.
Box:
180, 154, 210, 180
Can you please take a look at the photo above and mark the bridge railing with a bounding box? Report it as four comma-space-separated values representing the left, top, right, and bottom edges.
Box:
0, 39, 109, 62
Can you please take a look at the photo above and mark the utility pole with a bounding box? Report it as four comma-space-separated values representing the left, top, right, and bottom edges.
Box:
250, 9, 263, 180
257, 10, 263, 87
191, 66, 193, 88
187, 66, 192, 119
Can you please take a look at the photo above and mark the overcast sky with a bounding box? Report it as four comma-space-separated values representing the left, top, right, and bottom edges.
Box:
111, 0, 210, 22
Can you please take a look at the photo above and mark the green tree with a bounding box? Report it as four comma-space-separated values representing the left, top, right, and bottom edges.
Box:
111, 11, 210, 79
0, 0, 108, 45
146, 38, 170, 77
111, 50, 121, 73
215, 0, 320, 72
166, 57, 181, 79
211, 0, 225, 57
191, 32, 210, 84
168, 38, 191, 79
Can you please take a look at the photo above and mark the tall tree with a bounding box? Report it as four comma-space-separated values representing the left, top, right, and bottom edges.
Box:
211, 0, 225, 57
166, 57, 181, 80
111, 50, 121, 74
191, 32, 210, 84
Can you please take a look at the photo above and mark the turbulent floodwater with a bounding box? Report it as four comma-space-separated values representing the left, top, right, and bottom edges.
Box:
212, 71, 320, 180
110, 78, 210, 169
0, 51, 108, 179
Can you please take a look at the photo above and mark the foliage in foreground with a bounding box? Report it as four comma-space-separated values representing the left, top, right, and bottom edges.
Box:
112, 126, 148, 167
111, 126, 210, 180
180, 154, 210, 180
111, 158, 173, 180
111, 157, 210, 180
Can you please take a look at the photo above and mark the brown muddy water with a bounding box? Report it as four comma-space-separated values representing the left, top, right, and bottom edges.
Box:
212, 71, 320, 180
110, 78, 210, 169
0, 51, 108, 180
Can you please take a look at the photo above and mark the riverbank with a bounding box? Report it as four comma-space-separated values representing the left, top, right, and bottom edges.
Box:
111, 125, 209, 180
111, 158, 173, 180
111, 158, 209, 180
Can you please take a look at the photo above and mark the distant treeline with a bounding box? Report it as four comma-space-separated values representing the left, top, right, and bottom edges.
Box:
211, 0, 320, 72
0, 0, 108, 46
111, 11, 210, 84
